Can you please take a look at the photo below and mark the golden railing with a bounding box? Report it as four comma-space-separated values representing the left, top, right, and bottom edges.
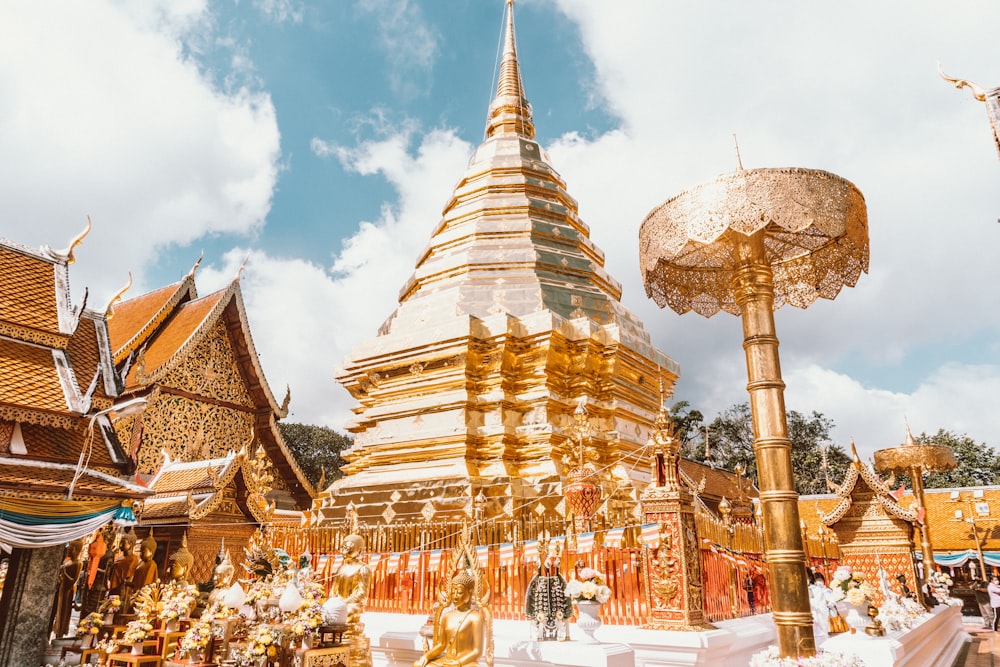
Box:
266, 507, 818, 626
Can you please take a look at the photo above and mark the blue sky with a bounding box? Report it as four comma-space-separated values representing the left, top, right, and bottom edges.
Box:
1, 0, 998, 463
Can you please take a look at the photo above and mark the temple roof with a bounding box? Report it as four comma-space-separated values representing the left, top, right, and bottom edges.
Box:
142, 450, 243, 522
0, 239, 76, 347
107, 278, 197, 365
110, 277, 313, 507
679, 459, 759, 503
0, 456, 149, 501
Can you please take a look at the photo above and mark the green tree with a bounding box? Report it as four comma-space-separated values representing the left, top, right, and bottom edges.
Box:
703, 402, 851, 494
668, 400, 705, 456
912, 430, 1000, 488
277, 422, 353, 489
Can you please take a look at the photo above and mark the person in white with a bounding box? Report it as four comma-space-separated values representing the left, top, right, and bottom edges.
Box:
987, 576, 1000, 631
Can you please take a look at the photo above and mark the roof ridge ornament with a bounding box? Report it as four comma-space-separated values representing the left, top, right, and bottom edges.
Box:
186, 250, 204, 280
485, 0, 535, 139
103, 272, 133, 320
42, 215, 92, 265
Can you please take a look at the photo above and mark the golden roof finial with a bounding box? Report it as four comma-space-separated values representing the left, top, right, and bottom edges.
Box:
486, 0, 535, 139
43, 215, 92, 265
938, 62, 987, 102
902, 417, 918, 447
186, 251, 204, 280
103, 271, 133, 320
733, 134, 744, 171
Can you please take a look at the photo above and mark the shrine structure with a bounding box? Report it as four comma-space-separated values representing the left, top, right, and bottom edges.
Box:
313, 0, 678, 531
817, 445, 921, 608
106, 266, 314, 578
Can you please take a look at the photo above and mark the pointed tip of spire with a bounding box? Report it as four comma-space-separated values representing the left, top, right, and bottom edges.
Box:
486, 0, 535, 139
904, 417, 917, 447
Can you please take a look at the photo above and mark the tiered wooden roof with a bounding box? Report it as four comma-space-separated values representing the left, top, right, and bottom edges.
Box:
108, 273, 314, 509
0, 234, 148, 500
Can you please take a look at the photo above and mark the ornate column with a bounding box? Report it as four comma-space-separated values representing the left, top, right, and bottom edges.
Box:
641, 405, 712, 629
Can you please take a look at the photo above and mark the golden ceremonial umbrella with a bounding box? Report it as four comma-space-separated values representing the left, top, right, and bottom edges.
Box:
639, 166, 868, 658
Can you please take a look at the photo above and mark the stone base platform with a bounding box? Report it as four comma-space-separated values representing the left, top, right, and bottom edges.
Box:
363, 606, 968, 667
364, 612, 776, 667
820, 605, 968, 667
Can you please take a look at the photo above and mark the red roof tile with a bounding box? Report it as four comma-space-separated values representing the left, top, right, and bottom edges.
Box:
0, 338, 70, 413
0, 244, 61, 336
108, 280, 195, 364
124, 291, 223, 388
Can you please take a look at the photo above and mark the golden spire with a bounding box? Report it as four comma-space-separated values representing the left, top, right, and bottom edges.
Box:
486, 0, 535, 139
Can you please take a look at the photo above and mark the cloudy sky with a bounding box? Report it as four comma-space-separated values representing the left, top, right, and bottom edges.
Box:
2, 0, 998, 462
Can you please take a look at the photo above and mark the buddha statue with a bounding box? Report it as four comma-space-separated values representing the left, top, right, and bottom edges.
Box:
206, 551, 236, 609
328, 534, 371, 636
130, 534, 159, 600
109, 528, 139, 607
168, 532, 195, 586
415, 569, 486, 667
52, 539, 84, 638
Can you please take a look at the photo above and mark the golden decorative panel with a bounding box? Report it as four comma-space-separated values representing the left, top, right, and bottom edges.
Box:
158, 320, 253, 407
136, 393, 254, 473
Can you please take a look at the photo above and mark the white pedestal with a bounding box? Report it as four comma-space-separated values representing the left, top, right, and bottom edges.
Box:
820, 604, 968, 667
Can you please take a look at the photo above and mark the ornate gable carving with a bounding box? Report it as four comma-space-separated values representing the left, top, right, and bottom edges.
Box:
159, 320, 253, 407
136, 393, 254, 474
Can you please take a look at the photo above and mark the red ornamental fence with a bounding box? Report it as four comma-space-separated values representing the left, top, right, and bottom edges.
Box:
271, 532, 793, 625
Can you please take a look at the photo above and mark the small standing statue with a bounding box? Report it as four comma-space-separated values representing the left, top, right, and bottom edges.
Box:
130, 534, 159, 607
108, 528, 139, 609
415, 527, 493, 667
80, 528, 114, 618
51, 539, 84, 638
525, 537, 572, 641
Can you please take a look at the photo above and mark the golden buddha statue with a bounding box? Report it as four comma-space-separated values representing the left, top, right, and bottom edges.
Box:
109, 528, 139, 606
168, 532, 195, 586
206, 550, 235, 609
328, 534, 371, 635
131, 534, 159, 591
415, 569, 490, 667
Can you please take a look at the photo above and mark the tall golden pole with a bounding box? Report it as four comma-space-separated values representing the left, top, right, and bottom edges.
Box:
639, 166, 869, 658
731, 230, 813, 653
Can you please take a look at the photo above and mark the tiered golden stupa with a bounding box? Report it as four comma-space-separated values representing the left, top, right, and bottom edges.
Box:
315, 1, 678, 527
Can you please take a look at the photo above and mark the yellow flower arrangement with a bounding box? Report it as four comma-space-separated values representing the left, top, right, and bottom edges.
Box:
76, 612, 104, 638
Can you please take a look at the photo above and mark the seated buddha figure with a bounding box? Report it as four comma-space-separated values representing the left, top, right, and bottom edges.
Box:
328, 534, 371, 635
206, 551, 236, 609
414, 569, 486, 667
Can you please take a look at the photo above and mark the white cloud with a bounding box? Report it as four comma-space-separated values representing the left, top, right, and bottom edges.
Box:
538, 0, 1000, 451
0, 1, 280, 300
207, 126, 473, 428
253, 0, 304, 24
356, 0, 438, 99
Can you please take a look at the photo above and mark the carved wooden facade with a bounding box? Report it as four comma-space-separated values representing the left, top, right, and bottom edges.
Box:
107, 271, 313, 574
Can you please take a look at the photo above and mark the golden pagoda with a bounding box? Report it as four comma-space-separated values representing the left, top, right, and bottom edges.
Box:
315, 0, 678, 527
